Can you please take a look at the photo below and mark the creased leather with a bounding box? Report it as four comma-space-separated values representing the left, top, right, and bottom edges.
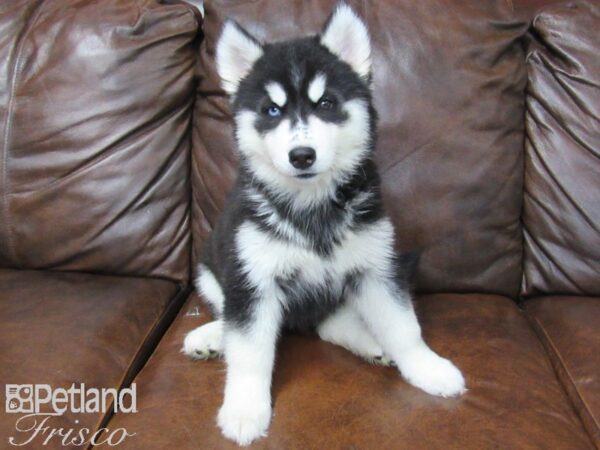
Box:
106, 292, 594, 449
0, 0, 200, 283
512, 0, 565, 21
522, 0, 600, 297
0, 268, 178, 450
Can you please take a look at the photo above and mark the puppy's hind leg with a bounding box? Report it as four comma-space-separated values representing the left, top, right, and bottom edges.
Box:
182, 265, 226, 360
351, 275, 466, 398
317, 303, 394, 367
182, 320, 224, 360
195, 264, 225, 316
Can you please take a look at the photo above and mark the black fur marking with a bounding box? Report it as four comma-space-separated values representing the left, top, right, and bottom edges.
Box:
243, 157, 383, 257
393, 251, 421, 294
276, 273, 341, 331
234, 36, 371, 134
344, 269, 365, 296
275, 269, 366, 332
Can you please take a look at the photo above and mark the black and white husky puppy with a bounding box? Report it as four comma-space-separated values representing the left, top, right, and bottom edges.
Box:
183, 4, 465, 446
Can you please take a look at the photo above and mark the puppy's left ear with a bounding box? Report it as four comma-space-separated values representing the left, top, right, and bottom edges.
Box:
320, 4, 371, 79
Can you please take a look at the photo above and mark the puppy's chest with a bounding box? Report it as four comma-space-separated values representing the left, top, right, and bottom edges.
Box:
237, 217, 392, 292
264, 233, 361, 330
236, 217, 393, 329
273, 244, 353, 299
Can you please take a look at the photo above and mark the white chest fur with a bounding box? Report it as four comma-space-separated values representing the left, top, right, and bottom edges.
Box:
235, 217, 396, 295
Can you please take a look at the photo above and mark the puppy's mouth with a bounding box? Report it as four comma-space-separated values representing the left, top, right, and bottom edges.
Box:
295, 173, 317, 179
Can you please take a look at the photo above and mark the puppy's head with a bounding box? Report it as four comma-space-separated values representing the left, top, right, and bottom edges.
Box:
216, 4, 375, 198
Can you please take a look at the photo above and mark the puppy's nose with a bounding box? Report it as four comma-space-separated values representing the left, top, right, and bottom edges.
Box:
289, 147, 316, 170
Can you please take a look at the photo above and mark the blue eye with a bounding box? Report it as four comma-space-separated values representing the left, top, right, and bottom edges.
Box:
266, 105, 281, 117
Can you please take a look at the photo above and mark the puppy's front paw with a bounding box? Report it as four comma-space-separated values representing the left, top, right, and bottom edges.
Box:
217, 398, 271, 446
398, 348, 466, 397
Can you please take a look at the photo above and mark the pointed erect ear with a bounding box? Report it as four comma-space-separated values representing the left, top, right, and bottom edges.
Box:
320, 4, 371, 79
216, 21, 263, 95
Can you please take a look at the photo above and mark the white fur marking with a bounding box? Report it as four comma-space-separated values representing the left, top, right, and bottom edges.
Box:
216, 22, 263, 95
218, 296, 282, 445
317, 303, 393, 366
308, 73, 327, 103
397, 344, 467, 397
247, 189, 307, 246
265, 82, 287, 107
215, 225, 290, 446
350, 276, 467, 397
321, 4, 371, 78
182, 320, 224, 359
195, 265, 225, 315
236, 218, 396, 294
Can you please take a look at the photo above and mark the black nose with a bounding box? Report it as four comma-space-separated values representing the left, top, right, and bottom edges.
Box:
289, 147, 316, 170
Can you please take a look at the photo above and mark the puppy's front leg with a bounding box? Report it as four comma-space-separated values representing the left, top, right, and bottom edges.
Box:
351, 274, 466, 397
218, 295, 282, 446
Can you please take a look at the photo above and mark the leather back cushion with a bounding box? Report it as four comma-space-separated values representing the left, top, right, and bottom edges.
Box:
192, 0, 527, 296
0, 0, 199, 282
522, 1, 600, 296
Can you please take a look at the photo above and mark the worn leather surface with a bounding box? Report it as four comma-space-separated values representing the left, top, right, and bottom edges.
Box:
106, 292, 593, 449
0, 268, 180, 450
191, 0, 528, 297
522, 0, 600, 297
512, 0, 565, 20
526, 296, 600, 447
0, 0, 200, 283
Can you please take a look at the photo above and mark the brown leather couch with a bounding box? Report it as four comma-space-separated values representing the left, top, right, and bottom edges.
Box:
1, 0, 598, 449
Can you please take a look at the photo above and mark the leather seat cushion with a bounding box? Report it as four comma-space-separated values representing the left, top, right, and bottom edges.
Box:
107, 293, 593, 449
526, 296, 600, 446
0, 269, 184, 449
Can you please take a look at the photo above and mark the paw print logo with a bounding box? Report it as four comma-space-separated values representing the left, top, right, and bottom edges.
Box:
5, 385, 34, 413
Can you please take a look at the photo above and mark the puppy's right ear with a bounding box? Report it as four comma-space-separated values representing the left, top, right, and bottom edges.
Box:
216, 21, 263, 96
